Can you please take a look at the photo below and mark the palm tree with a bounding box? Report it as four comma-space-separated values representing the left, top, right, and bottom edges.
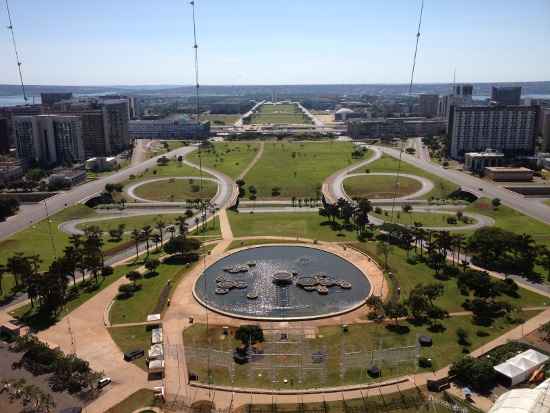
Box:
155, 220, 166, 246
175, 215, 187, 234
130, 229, 142, 259
152, 233, 161, 251
168, 226, 176, 240
141, 225, 153, 255
0, 264, 6, 296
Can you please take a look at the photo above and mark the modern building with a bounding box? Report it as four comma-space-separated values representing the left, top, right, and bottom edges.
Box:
489, 378, 550, 413
85, 156, 118, 172
0, 118, 9, 154
464, 149, 504, 172
484, 166, 534, 182
347, 117, 445, 140
542, 108, 550, 152
14, 115, 85, 166
334, 108, 355, 121
491, 86, 522, 106
0, 104, 42, 150
437, 84, 474, 119
102, 100, 130, 153
448, 105, 538, 159
128, 119, 210, 139
48, 168, 87, 187
40, 92, 73, 106
0, 158, 26, 184
418, 94, 439, 117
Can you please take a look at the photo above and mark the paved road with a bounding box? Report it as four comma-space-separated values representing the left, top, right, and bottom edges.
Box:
409, 137, 431, 162
375, 145, 550, 225
0, 145, 199, 241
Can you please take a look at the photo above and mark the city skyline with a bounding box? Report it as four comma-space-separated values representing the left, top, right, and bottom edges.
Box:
1, 0, 549, 86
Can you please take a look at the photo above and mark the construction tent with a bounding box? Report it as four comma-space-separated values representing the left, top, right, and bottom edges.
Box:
152, 327, 163, 344
148, 343, 164, 361
489, 379, 550, 413
494, 349, 549, 386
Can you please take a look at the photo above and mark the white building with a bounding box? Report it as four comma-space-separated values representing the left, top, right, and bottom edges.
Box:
448, 105, 538, 159
489, 378, 550, 413
85, 156, 118, 172
464, 149, 504, 172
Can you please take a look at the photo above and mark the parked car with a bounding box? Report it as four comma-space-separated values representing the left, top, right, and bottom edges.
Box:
97, 377, 111, 389
124, 349, 145, 361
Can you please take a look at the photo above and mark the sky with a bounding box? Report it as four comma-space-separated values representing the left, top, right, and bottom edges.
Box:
1, 0, 549, 86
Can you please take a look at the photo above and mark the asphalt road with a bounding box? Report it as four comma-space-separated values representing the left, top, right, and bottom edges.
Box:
375, 145, 550, 225
0, 145, 198, 241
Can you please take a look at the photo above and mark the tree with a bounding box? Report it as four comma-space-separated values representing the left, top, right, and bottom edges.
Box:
0, 197, 20, 221
449, 356, 496, 392
126, 270, 142, 287
491, 198, 501, 209
144, 258, 160, 275
383, 301, 408, 325
405, 283, 446, 322
537, 246, 550, 280
163, 236, 201, 257
376, 241, 393, 270
0, 264, 5, 296
141, 225, 153, 255
235, 325, 264, 344
130, 229, 142, 259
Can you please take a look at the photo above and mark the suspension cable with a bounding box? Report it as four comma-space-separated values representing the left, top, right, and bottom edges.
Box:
190, 0, 203, 194
5, 0, 27, 102
389, 0, 424, 227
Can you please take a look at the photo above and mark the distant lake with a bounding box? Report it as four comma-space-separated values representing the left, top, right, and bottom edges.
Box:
0, 95, 42, 107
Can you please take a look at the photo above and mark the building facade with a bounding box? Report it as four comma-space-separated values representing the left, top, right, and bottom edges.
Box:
418, 94, 439, 117
448, 105, 537, 159
464, 150, 504, 172
14, 115, 85, 166
347, 117, 445, 140
102, 100, 130, 153
542, 108, 550, 152
0, 118, 9, 154
40, 92, 73, 106
128, 119, 210, 139
491, 86, 521, 106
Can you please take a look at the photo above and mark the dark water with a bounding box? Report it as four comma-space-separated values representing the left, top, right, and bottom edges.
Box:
194, 245, 371, 319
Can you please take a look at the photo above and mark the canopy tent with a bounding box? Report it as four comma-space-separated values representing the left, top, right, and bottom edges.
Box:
152, 327, 163, 345
493, 349, 549, 386
489, 383, 550, 413
148, 343, 164, 361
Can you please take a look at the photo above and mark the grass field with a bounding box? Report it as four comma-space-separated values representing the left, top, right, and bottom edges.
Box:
200, 113, 241, 125
371, 210, 475, 228
343, 175, 423, 199
126, 157, 207, 182
247, 103, 312, 125
244, 141, 358, 199
466, 198, 550, 248
228, 211, 358, 241
365, 155, 458, 199
105, 388, 160, 413
132, 177, 218, 202
183, 309, 540, 389
108, 326, 151, 371
187, 142, 261, 179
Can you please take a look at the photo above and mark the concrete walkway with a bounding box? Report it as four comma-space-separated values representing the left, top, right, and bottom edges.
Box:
238, 141, 265, 180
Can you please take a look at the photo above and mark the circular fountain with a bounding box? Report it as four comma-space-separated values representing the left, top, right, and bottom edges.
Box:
193, 245, 372, 320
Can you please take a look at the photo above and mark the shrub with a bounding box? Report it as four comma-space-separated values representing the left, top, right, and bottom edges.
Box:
456, 328, 470, 346
418, 357, 432, 368
101, 266, 114, 277
235, 325, 264, 345
476, 330, 490, 337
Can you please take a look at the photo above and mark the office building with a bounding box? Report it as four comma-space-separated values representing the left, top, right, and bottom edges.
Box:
541, 108, 550, 152
14, 115, 85, 166
484, 166, 534, 182
448, 105, 537, 159
0, 159, 26, 184
0, 105, 42, 149
0, 118, 9, 154
418, 94, 439, 117
491, 86, 521, 106
464, 150, 504, 172
102, 100, 130, 153
41, 92, 73, 106
347, 117, 445, 140
128, 119, 210, 139
437, 84, 474, 119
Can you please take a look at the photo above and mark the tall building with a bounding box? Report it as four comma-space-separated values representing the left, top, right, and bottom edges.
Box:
542, 108, 550, 152
347, 117, 445, 139
0, 118, 9, 154
41, 92, 73, 106
102, 100, 130, 153
418, 94, 439, 117
448, 105, 537, 159
491, 86, 522, 106
14, 115, 84, 166
80, 111, 108, 157
437, 84, 474, 119
0, 105, 42, 149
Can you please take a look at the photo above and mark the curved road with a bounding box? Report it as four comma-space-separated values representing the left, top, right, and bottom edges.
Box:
0, 145, 198, 240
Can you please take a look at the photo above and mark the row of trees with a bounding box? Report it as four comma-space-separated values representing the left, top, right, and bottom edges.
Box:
0, 378, 55, 413
0, 197, 20, 221
319, 196, 373, 237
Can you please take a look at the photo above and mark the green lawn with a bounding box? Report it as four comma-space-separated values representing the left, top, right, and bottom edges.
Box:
351, 242, 548, 313
126, 157, 208, 181
343, 175, 423, 199
228, 211, 359, 241
244, 141, 358, 199
108, 326, 150, 371
201, 114, 241, 125
545, 199, 550, 207
183, 310, 540, 389
365, 155, 458, 199
105, 388, 161, 413
371, 210, 475, 228
132, 177, 217, 202
187, 142, 261, 179
466, 198, 550, 248
247, 103, 311, 125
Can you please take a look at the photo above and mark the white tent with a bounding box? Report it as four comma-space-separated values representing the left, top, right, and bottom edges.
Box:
493, 349, 549, 386
148, 344, 164, 361
148, 359, 165, 374
152, 327, 163, 345
489, 386, 550, 413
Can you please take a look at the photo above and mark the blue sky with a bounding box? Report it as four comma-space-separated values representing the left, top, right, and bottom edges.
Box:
1, 0, 549, 86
